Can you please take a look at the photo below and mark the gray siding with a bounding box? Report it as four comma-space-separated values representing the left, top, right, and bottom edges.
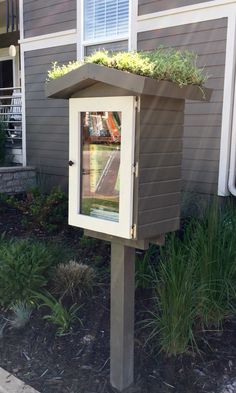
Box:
136, 96, 184, 238
138, 18, 227, 194
139, 0, 214, 16
23, 0, 76, 38
85, 41, 128, 56
25, 45, 76, 189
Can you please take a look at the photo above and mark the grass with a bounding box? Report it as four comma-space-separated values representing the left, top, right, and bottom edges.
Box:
47, 49, 207, 87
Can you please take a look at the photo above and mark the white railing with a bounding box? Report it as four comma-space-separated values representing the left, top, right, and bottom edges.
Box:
0, 87, 22, 165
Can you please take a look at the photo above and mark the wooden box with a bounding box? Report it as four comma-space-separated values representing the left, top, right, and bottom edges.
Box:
46, 63, 211, 243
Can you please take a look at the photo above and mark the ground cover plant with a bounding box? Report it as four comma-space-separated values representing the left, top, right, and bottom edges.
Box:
47, 48, 207, 87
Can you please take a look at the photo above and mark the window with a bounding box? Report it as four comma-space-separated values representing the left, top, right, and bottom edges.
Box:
84, 0, 129, 42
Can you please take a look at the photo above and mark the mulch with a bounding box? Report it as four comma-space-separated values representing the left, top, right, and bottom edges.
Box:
0, 206, 236, 393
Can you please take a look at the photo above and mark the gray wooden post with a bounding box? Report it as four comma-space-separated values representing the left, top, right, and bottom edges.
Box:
110, 242, 136, 391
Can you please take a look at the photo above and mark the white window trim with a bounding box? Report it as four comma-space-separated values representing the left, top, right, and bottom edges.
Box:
69, 96, 136, 239
78, 0, 132, 59
83, 34, 130, 47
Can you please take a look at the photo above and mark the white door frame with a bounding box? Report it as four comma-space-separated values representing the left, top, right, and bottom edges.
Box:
69, 96, 136, 239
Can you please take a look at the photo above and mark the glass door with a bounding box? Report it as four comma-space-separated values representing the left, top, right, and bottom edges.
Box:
69, 96, 136, 239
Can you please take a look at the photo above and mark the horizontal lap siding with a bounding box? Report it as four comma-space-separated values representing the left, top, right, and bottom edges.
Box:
137, 96, 184, 238
23, 0, 76, 38
139, 0, 214, 16
25, 45, 76, 187
138, 18, 227, 194
85, 41, 128, 56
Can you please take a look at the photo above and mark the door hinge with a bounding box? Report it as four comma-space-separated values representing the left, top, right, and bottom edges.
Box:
130, 224, 137, 239
132, 162, 139, 178
135, 97, 140, 112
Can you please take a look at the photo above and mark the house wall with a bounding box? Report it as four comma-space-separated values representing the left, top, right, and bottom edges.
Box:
21, 1, 232, 196
23, 0, 76, 38
138, 18, 227, 194
25, 44, 76, 190
138, 0, 214, 15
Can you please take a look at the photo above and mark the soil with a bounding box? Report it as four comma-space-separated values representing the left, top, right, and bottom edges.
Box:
0, 206, 236, 393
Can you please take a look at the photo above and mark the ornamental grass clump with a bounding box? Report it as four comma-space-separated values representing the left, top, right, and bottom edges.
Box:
51, 260, 96, 302
10, 301, 33, 329
47, 48, 207, 87
144, 226, 199, 355
144, 199, 236, 355
191, 200, 236, 328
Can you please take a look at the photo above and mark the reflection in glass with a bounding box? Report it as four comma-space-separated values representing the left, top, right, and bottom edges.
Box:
80, 111, 121, 222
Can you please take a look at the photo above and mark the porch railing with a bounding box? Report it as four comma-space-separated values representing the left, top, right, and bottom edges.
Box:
6, 0, 19, 33
0, 87, 22, 164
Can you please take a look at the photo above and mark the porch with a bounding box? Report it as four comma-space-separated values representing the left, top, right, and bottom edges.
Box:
0, 86, 22, 165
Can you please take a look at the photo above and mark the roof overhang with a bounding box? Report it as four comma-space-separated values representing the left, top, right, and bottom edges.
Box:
45, 63, 211, 102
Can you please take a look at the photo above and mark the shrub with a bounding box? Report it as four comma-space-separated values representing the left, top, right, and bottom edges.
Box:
7, 187, 68, 233
47, 49, 207, 87
51, 260, 95, 302
0, 239, 54, 306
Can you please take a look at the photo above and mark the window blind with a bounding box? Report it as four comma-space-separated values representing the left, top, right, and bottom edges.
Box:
84, 0, 129, 42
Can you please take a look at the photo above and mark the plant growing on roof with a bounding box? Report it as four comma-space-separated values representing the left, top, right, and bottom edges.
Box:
47, 49, 207, 87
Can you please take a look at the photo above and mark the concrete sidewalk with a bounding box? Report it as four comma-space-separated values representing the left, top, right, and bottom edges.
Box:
0, 368, 39, 393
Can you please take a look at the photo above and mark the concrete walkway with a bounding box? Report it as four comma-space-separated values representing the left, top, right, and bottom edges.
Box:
0, 368, 39, 393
